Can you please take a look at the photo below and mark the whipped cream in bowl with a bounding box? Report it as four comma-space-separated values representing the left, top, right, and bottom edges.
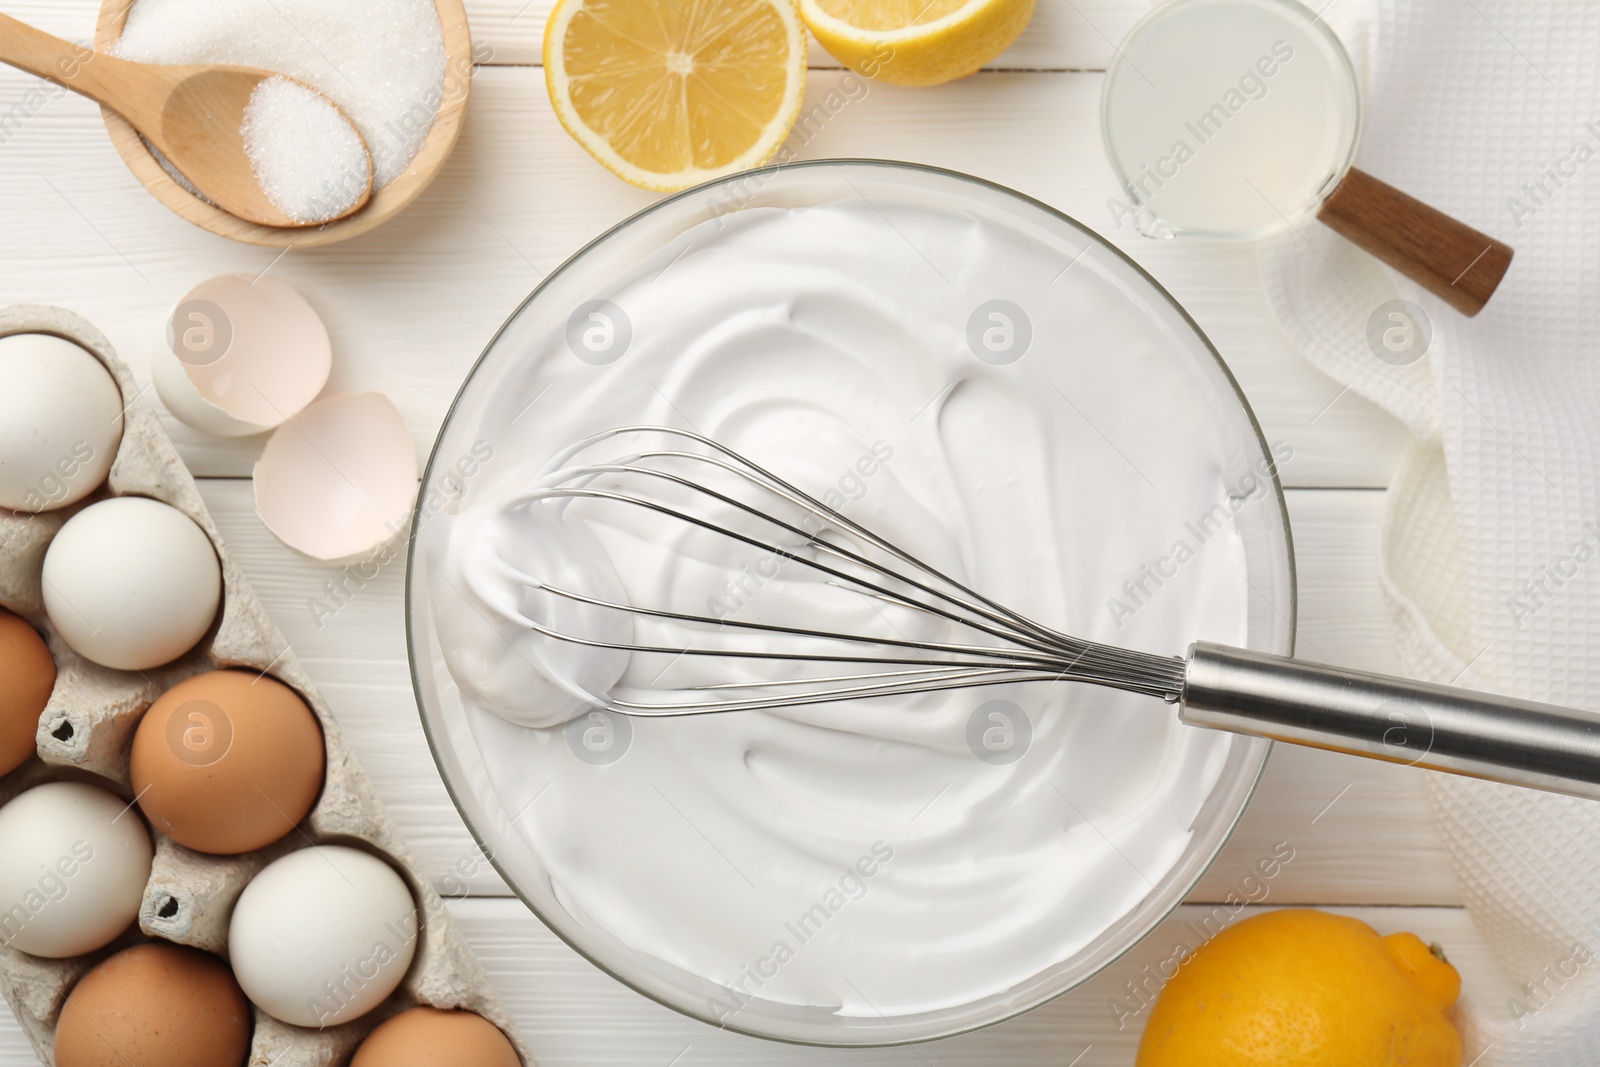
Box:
406, 160, 1295, 1045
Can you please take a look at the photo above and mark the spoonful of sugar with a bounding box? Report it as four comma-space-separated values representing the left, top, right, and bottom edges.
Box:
0, 13, 373, 227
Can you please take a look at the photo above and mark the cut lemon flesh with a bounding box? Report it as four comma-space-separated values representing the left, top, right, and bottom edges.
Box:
801, 0, 1035, 86
546, 0, 807, 191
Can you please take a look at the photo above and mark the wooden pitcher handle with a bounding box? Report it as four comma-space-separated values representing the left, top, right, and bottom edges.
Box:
1316, 167, 1514, 317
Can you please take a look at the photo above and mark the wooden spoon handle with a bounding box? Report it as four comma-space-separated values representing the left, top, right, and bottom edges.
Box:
0, 13, 140, 117
1316, 167, 1514, 317
0, 13, 92, 85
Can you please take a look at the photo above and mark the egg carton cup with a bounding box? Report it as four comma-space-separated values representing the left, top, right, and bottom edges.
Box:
0, 305, 532, 1067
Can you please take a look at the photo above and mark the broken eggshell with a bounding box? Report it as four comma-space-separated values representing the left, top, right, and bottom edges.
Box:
253, 392, 418, 561
151, 274, 332, 437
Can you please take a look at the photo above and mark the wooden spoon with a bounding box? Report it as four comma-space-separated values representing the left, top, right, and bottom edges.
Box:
0, 13, 373, 227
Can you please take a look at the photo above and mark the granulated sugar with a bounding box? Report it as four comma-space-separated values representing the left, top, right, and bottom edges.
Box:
241, 77, 372, 223
116, 0, 447, 190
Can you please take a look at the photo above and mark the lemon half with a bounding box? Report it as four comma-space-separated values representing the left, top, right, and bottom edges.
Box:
801, 0, 1036, 86
545, 0, 808, 191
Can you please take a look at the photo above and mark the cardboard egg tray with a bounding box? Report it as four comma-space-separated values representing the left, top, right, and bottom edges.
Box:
0, 304, 532, 1067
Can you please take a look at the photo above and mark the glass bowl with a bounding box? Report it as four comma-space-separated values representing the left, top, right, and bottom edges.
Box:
405, 159, 1296, 1046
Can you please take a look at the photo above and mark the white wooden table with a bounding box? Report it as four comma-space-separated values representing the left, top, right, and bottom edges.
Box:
0, 0, 1513, 1060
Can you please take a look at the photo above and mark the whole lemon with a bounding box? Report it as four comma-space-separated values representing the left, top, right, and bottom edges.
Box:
1137, 909, 1462, 1067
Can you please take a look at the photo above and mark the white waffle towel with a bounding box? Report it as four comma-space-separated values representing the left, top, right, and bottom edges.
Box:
1258, 0, 1600, 1059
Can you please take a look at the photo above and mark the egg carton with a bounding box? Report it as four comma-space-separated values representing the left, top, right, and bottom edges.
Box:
0, 305, 532, 1067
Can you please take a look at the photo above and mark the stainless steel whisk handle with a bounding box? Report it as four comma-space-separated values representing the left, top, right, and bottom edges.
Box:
1180, 642, 1600, 801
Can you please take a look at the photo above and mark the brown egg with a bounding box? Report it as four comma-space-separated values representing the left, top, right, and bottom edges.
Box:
55, 942, 251, 1067
0, 608, 54, 776
351, 1007, 521, 1067
130, 669, 324, 854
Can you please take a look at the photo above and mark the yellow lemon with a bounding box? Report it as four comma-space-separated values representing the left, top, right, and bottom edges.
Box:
1138, 909, 1463, 1067
544, 0, 807, 191
800, 0, 1035, 86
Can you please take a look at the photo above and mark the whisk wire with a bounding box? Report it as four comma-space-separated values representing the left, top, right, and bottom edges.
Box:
494, 426, 1188, 713
514, 479, 1075, 659
545, 429, 1080, 650
521, 577, 1071, 668
526, 452, 1074, 654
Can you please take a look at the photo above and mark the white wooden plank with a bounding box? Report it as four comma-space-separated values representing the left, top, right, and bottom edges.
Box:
1282, 489, 1403, 675
0, 900, 1507, 1064
2, 0, 1152, 71
0, 67, 1407, 488
446, 899, 1507, 1065
0, 1021, 27, 1064
456, 0, 1153, 68
191, 480, 1458, 905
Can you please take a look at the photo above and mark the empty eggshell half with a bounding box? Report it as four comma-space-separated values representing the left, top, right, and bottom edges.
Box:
253, 393, 417, 561
151, 275, 331, 437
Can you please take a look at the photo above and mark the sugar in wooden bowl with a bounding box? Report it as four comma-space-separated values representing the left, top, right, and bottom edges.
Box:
95, 0, 472, 246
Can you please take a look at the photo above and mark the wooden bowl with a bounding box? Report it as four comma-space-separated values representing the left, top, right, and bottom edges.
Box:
94, 0, 471, 248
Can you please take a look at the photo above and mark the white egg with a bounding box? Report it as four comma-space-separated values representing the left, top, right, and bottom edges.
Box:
0, 781, 154, 958
42, 497, 222, 671
0, 334, 123, 513
228, 845, 418, 1028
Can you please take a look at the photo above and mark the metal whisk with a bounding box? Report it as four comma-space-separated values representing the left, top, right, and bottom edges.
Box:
490, 425, 1600, 801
